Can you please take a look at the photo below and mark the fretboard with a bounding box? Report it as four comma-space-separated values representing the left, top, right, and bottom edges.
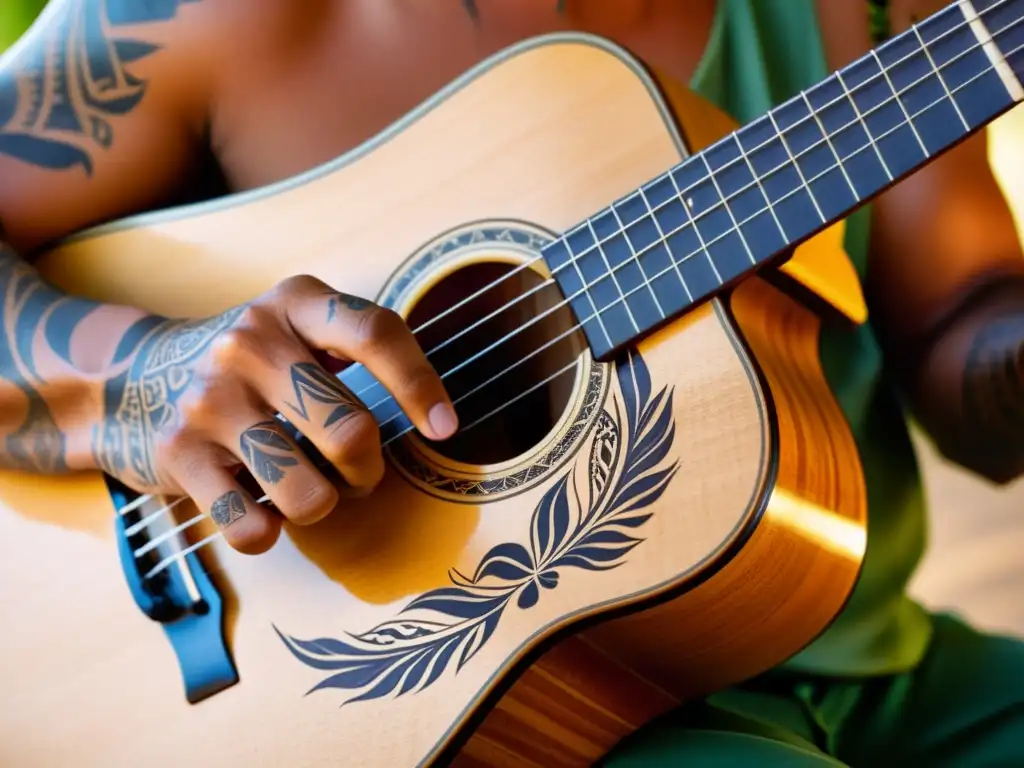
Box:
544, 0, 1024, 361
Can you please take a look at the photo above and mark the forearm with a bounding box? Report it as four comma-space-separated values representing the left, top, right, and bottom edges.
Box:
904, 275, 1024, 484
0, 235, 151, 474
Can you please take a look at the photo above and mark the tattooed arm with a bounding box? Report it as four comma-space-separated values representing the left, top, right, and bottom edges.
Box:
0, 232, 458, 553
0, 1, 457, 554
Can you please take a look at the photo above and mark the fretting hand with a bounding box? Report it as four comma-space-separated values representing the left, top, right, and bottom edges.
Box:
93, 274, 458, 554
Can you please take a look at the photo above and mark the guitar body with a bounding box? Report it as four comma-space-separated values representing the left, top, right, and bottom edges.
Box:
0, 35, 867, 767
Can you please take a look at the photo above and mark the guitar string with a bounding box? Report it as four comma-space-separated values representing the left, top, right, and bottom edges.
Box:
363, 16, 1024, 431
130, 32, 1023, 574
364, 0, 1018, 373
354, 4, 1023, 417
344, 0, 1019, 390
123, 0, 1020, 528
126, 11, 1019, 539
138, 39, 1024, 581
128, 17, 1022, 561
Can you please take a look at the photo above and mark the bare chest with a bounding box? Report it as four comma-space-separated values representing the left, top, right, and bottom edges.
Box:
210, 0, 718, 191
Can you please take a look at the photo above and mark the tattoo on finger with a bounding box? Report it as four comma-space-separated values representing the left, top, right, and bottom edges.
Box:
326, 292, 372, 322
240, 420, 300, 484
286, 362, 359, 428
210, 490, 247, 529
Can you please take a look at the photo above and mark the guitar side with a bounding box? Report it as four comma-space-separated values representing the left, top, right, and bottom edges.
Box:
0, 34, 866, 767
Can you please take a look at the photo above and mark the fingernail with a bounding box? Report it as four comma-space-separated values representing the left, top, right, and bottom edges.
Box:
428, 402, 458, 439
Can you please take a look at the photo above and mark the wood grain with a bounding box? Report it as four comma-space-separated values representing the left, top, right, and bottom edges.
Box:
0, 35, 864, 767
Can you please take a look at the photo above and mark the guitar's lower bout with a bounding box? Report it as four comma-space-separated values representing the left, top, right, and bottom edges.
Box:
2, 32, 866, 768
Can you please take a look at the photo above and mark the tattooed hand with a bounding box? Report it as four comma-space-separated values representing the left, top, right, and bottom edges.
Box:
93, 274, 458, 554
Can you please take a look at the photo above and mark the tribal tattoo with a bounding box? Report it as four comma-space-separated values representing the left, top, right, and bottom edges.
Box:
0, 0, 202, 175
286, 362, 360, 430
210, 489, 246, 529
0, 235, 100, 473
326, 292, 372, 322
92, 306, 246, 488
239, 420, 299, 485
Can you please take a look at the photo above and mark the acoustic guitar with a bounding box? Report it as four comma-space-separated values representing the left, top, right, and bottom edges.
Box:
1, 0, 1021, 765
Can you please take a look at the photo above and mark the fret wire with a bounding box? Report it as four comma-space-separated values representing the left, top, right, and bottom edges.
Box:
545, 16, 1008, 341
608, 201, 667, 317
798, 89, 862, 200
540, 54, 1016, 359
730, 134, 789, 242
638, 184, 694, 301
552, 6, 1017, 283
667, 167, 724, 283
397, 52, 1020, 441
585, 218, 642, 332
766, 109, 828, 224
698, 152, 758, 266
834, 68, 895, 181
870, 49, 932, 157
518, 11, 1021, 359
565, 224, 615, 349
912, 21, 972, 130
360, 21, 1024, 426
141, 16, 1024, 573
588, 56, 1015, 315
339, 38, 1024, 445
375, 43, 1019, 438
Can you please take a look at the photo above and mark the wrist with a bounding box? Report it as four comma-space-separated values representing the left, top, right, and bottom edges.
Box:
12, 306, 163, 475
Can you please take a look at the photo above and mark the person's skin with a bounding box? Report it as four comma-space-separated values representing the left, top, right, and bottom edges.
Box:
0, 0, 1022, 556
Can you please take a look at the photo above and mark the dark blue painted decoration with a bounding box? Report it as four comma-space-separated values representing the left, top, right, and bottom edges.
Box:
112, 481, 239, 704
275, 348, 678, 704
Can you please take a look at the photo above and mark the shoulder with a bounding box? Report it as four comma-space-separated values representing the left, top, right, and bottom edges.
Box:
0, 0, 250, 249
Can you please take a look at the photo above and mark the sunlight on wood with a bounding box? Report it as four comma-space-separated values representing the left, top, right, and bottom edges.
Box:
990, 108, 1024, 243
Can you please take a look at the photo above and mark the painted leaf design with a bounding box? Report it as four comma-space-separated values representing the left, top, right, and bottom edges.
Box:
276, 347, 680, 706
405, 586, 509, 620
470, 542, 535, 583
530, 474, 575, 567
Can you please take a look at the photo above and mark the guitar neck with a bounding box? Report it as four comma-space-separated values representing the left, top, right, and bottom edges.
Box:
545, 0, 1024, 361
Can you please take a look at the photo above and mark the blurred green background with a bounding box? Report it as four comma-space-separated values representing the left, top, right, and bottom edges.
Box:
0, 0, 47, 52
0, 0, 1021, 238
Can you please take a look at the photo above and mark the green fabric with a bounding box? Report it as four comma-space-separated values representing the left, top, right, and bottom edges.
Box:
691, 0, 932, 679
609, 2, 1024, 764
605, 614, 1024, 766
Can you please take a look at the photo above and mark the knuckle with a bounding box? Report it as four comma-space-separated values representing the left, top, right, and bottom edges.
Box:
275, 274, 325, 299
327, 409, 380, 465
284, 479, 339, 526
353, 306, 407, 353
404, 362, 443, 397
155, 427, 194, 466
207, 320, 268, 371
225, 513, 281, 556
177, 390, 215, 426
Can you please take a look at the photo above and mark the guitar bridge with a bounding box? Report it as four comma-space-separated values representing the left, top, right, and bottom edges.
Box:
110, 479, 239, 704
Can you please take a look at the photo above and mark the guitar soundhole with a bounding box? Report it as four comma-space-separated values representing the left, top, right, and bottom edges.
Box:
407, 260, 586, 465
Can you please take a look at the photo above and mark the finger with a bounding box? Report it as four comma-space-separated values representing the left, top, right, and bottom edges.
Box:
230, 415, 340, 526
263, 356, 385, 496
178, 459, 282, 555
286, 285, 458, 442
